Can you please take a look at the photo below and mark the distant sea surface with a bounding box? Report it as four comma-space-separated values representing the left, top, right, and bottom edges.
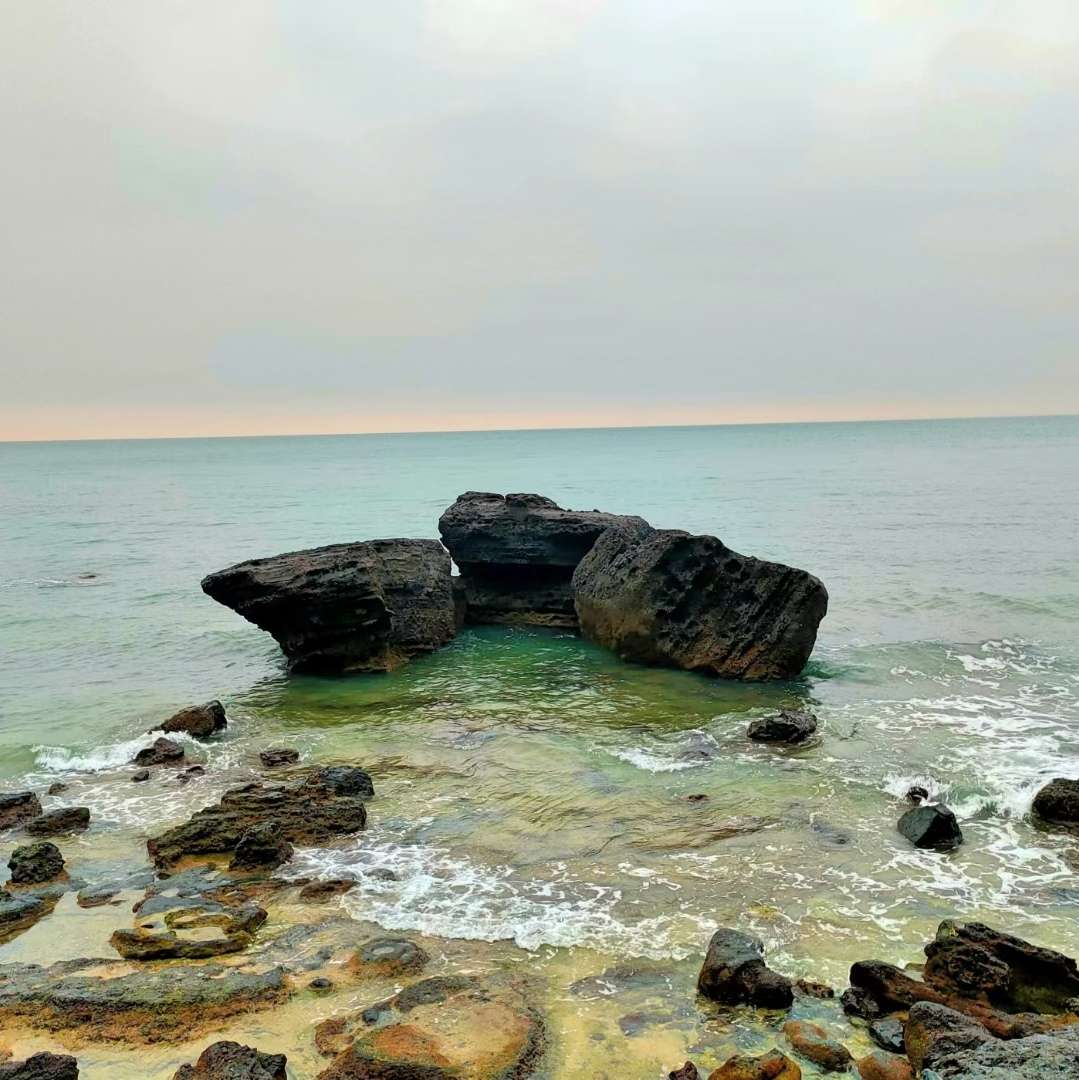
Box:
2, 417, 1078, 992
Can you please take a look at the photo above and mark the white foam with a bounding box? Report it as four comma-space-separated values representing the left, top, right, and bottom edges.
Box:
290, 838, 713, 959
33, 731, 204, 773
608, 748, 705, 773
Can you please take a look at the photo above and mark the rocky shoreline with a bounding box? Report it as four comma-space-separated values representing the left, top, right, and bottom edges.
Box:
2, 495, 1077, 1078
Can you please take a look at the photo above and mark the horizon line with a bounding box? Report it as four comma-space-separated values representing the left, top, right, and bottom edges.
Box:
1, 409, 1076, 446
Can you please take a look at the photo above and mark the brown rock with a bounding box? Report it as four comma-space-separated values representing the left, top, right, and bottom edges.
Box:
782, 1019, 853, 1071
0, 793, 42, 831
298, 878, 356, 902
172, 1040, 285, 1079
154, 701, 228, 739
347, 938, 428, 979
132, 737, 185, 767
25, 808, 90, 837
669, 1063, 700, 1080
709, 1049, 801, 1080
855, 1050, 913, 1080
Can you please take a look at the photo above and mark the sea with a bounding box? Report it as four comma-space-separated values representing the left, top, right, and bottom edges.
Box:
1, 415, 1077, 1076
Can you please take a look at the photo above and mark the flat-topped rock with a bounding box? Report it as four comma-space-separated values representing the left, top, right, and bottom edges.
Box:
147, 771, 367, 868
26, 808, 90, 837
202, 538, 458, 674
439, 491, 643, 627
0, 1052, 80, 1079
0, 959, 288, 1042
574, 520, 828, 680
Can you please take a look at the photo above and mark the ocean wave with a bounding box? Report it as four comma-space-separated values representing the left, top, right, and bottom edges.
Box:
33, 731, 205, 773
290, 839, 713, 959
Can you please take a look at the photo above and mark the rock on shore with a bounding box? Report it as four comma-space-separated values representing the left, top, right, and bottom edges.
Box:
201, 539, 459, 673
574, 520, 828, 680
697, 928, 794, 1008
172, 1040, 286, 1080
147, 771, 368, 868
439, 491, 642, 627
153, 701, 228, 739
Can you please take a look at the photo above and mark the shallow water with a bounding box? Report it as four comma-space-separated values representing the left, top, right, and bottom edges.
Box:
1, 417, 1078, 1076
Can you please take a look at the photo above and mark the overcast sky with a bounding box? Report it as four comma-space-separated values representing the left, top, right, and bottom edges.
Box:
2, 1, 1078, 440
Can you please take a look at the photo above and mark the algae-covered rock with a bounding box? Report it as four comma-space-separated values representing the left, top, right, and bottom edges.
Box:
347, 937, 428, 979
8, 842, 65, 885
0, 959, 288, 1042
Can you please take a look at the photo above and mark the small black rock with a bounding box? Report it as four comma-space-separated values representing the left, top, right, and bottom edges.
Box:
747, 709, 818, 744
131, 769, 150, 783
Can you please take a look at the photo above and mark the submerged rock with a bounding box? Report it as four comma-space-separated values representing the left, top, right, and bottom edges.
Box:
147, 772, 367, 868
132, 737, 185, 768
229, 823, 294, 872
0, 793, 43, 831
748, 710, 818, 744
710, 1049, 802, 1079
259, 748, 298, 769
172, 1041, 286, 1080
201, 538, 459, 674
131, 769, 150, 783
25, 808, 90, 837
897, 804, 963, 851
315, 974, 542, 1080
573, 520, 828, 680
0, 889, 52, 943
868, 1017, 905, 1054
697, 928, 794, 1008
1032, 778, 1079, 826
309, 766, 374, 799
439, 491, 641, 627
298, 878, 356, 902
0, 1052, 80, 1079
8, 842, 65, 885
782, 1019, 853, 1071
348, 937, 428, 979
153, 701, 228, 740
0, 959, 288, 1042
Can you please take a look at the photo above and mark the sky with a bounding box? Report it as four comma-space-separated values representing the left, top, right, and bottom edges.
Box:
2, 1, 1078, 441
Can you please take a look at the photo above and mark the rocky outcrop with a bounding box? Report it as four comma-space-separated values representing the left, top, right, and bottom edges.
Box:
202, 538, 459, 674
133, 737, 185, 767
928, 1024, 1079, 1078
573, 520, 828, 680
146, 771, 368, 868
172, 1041, 286, 1080
897, 803, 963, 851
697, 928, 794, 1008
439, 491, 642, 627
904, 1002, 994, 1074
748, 710, 818, 744
7, 842, 65, 885
0, 1053, 79, 1079
153, 701, 228, 739
0, 793, 42, 831
1032, 778, 1079, 826
25, 808, 90, 837
0, 959, 288, 1042
314, 974, 543, 1079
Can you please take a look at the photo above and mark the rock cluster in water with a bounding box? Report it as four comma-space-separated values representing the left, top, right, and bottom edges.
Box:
202, 491, 828, 681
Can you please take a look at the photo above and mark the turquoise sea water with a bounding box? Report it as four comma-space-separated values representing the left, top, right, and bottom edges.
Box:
1, 417, 1078, 1075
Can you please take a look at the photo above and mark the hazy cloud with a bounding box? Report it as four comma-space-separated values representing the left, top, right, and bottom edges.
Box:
2, 0, 1077, 438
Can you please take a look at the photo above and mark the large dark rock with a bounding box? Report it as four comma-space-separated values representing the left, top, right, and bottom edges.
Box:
202, 538, 458, 674
8, 842, 65, 885
25, 808, 90, 837
132, 737, 185, 767
897, 804, 963, 851
0, 958, 288, 1042
926, 920, 1079, 1014
929, 1024, 1079, 1079
748, 709, 818, 744
153, 701, 228, 739
0, 1053, 80, 1079
697, 928, 794, 1008
1032, 778, 1079, 826
147, 771, 367, 868
172, 1041, 286, 1080
439, 491, 642, 627
0, 792, 43, 831
573, 520, 828, 680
